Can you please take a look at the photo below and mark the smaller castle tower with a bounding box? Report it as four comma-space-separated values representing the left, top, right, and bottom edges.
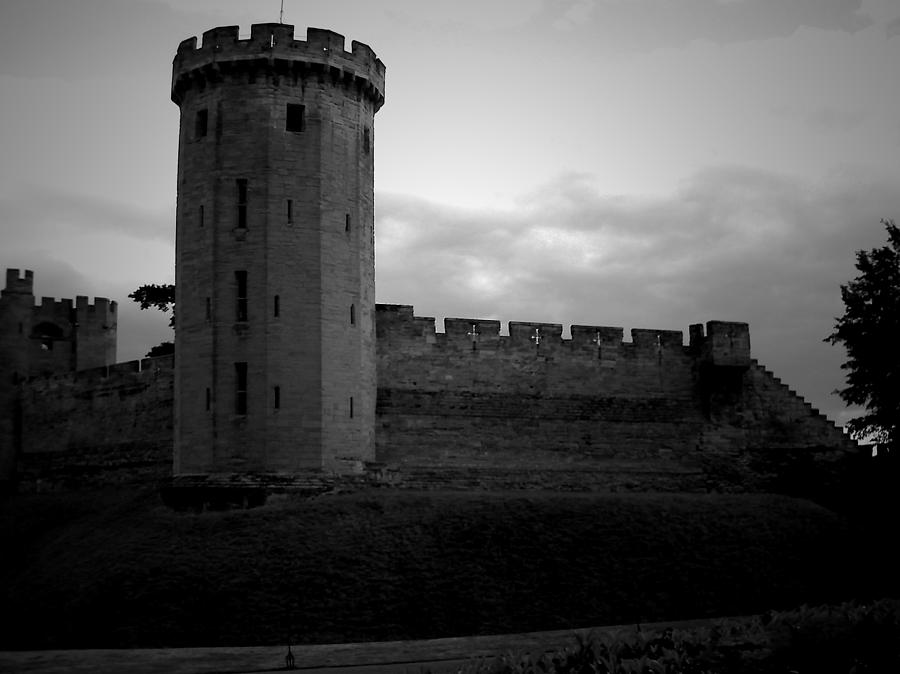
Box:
0, 269, 118, 485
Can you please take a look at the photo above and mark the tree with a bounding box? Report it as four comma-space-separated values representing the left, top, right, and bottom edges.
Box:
129, 283, 175, 357
826, 219, 900, 454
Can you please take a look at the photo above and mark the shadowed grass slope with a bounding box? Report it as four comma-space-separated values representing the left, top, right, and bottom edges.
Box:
0, 487, 882, 649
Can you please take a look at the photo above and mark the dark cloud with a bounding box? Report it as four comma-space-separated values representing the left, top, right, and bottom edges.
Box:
375, 165, 900, 424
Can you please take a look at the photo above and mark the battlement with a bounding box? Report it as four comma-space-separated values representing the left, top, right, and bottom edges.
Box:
691, 321, 751, 368
74, 295, 117, 318
31, 295, 116, 323
3, 268, 34, 295
172, 24, 385, 108
374, 304, 703, 353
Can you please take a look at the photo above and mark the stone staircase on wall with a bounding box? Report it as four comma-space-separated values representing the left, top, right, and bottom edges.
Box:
748, 359, 857, 450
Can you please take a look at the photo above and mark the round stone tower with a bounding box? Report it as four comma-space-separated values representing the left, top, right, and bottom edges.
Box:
170, 24, 385, 475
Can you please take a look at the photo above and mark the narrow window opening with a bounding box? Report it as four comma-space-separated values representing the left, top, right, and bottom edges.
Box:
205, 297, 211, 321
205, 387, 211, 411
195, 109, 208, 139
349, 396, 354, 418
235, 362, 248, 415
274, 385, 281, 410
286, 104, 305, 132
199, 204, 204, 228
274, 295, 280, 318
286, 199, 293, 224
345, 213, 351, 233
18, 322, 23, 334
236, 179, 248, 228
350, 303, 356, 325
363, 127, 370, 155
235, 271, 248, 322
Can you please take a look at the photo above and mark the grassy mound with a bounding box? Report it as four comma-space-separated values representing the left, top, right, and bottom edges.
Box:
0, 487, 885, 649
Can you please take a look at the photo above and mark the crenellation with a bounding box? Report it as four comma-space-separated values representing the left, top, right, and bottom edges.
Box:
571, 325, 624, 347
3, 268, 33, 294
508, 322, 563, 345
444, 318, 501, 346
305, 27, 346, 52
172, 23, 385, 109
414, 316, 437, 342
688, 323, 704, 349
631, 329, 683, 350
704, 321, 751, 368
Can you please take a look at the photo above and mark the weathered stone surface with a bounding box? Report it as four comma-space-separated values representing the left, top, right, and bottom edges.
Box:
171, 24, 383, 475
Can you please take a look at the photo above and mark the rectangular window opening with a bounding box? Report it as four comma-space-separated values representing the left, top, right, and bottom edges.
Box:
349, 396, 354, 419
286, 199, 293, 224
205, 387, 211, 411
205, 297, 211, 321
236, 179, 248, 228
235, 270, 248, 322
286, 104, 305, 132
345, 213, 351, 233
274, 385, 280, 410
195, 109, 208, 139
235, 362, 248, 415
199, 204, 204, 228
274, 295, 280, 318
363, 127, 370, 155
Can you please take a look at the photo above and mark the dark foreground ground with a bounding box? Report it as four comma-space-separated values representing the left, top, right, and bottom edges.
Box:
0, 486, 894, 650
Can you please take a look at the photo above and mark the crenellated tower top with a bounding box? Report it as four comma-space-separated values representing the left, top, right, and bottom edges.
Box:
3, 268, 34, 295
171, 23, 385, 110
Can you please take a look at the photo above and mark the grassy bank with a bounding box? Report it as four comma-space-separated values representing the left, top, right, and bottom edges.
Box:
0, 487, 889, 649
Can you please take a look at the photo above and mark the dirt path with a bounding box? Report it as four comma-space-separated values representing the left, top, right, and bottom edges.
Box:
0, 615, 744, 674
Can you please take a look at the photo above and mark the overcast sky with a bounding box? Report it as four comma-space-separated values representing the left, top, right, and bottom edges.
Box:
1, 0, 899, 429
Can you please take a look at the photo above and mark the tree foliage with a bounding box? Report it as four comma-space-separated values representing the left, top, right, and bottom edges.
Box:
826, 219, 900, 452
129, 283, 175, 358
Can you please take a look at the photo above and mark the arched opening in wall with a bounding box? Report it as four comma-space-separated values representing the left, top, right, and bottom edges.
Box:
31, 322, 64, 351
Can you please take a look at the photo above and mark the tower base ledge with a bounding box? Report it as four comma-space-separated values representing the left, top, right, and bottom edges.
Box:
160, 467, 394, 510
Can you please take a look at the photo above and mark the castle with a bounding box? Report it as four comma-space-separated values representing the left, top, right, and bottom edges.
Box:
0, 24, 859, 497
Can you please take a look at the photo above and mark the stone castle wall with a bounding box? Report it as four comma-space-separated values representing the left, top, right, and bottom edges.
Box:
0, 269, 118, 483
374, 305, 857, 494
16, 356, 173, 491
9, 306, 858, 496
